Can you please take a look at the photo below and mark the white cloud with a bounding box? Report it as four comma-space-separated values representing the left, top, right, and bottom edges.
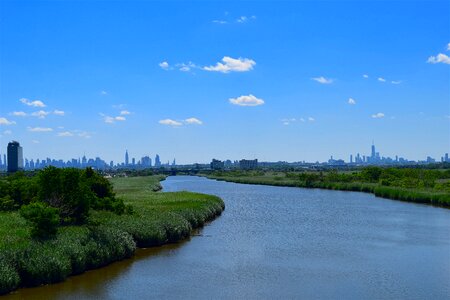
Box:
27, 127, 53, 132
204, 56, 256, 73
213, 20, 227, 24
391, 80, 401, 84
348, 98, 356, 105
311, 76, 333, 84
236, 16, 248, 23
20, 98, 46, 107
378, 77, 386, 82
159, 61, 170, 70
57, 131, 74, 137
3, 130, 12, 135
32, 140, 39, 144
120, 110, 131, 115
363, 74, 369, 79
159, 119, 183, 126
371, 112, 385, 119
10, 111, 27, 117
299, 118, 306, 122
53, 110, 65, 116
31, 110, 50, 119
101, 113, 127, 123
100, 90, 108, 95
447, 43, 450, 51
281, 118, 296, 125
102, 115, 115, 123
177, 62, 197, 72
308, 117, 315, 122
185, 117, 203, 125
0, 117, 16, 125
236, 15, 256, 23
229, 94, 264, 106
427, 53, 450, 64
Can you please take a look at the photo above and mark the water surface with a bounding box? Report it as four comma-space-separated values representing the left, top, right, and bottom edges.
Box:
7, 176, 450, 299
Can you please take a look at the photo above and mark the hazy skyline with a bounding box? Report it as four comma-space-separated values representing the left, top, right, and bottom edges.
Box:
1, 1, 449, 164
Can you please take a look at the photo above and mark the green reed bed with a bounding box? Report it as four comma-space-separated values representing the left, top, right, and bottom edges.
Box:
0, 175, 224, 295
206, 171, 449, 208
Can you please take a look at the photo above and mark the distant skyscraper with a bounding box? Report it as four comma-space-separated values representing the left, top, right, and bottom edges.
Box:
155, 154, 161, 167
371, 143, 376, 159
7, 141, 23, 173
125, 150, 129, 166
350, 154, 353, 163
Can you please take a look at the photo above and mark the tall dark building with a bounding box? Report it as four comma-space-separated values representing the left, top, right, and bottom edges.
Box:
125, 150, 129, 166
7, 141, 23, 173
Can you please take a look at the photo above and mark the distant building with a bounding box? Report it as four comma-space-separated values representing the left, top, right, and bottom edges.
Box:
141, 156, 152, 167
154, 154, 161, 167
7, 141, 23, 173
239, 159, 258, 170
125, 150, 129, 166
210, 159, 225, 170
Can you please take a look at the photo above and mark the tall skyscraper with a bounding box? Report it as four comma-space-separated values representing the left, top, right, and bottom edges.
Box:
7, 141, 23, 173
125, 150, 129, 166
371, 143, 376, 159
155, 154, 161, 167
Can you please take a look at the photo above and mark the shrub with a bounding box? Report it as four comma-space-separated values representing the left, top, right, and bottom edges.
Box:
0, 257, 20, 295
0, 196, 16, 211
20, 203, 60, 239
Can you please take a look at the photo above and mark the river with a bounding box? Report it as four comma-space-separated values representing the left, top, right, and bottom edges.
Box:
6, 176, 450, 299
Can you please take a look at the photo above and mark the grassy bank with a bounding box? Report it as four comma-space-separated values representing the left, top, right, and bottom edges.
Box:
203, 169, 450, 208
0, 175, 224, 295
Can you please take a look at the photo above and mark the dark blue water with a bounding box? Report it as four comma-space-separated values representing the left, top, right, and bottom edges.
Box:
7, 176, 450, 299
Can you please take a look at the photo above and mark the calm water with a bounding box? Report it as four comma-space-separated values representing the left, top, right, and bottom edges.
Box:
7, 176, 450, 299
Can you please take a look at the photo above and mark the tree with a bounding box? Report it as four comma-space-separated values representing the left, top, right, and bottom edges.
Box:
20, 202, 59, 239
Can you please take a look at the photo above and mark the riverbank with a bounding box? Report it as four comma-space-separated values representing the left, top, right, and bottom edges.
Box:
0, 175, 224, 295
202, 170, 450, 208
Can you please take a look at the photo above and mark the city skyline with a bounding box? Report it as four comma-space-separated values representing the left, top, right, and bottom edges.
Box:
1, 141, 448, 171
0, 1, 449, 163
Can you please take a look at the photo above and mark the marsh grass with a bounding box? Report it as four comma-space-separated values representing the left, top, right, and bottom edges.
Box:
0, 175, 224, 295
206, 172, 449, 207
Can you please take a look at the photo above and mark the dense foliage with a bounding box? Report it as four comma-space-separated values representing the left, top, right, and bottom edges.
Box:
0, 167, 129, 237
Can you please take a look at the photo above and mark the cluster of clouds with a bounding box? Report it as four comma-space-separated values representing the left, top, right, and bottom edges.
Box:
427, 43, 450, 64
159, 56, 256, 73
101, 110, 131, 124
56, 130, 92, 138
159, 117, 203, 127
0, 98, 67, 138
364, 75, 402, 84
12, 98, 65, 119
26, 126, 92, 139
212, 14, 256, 25
281, 117, 315, 125
311, 75, 401, 85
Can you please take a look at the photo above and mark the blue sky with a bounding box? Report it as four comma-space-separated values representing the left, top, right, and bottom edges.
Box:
0, 0, 449, 164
